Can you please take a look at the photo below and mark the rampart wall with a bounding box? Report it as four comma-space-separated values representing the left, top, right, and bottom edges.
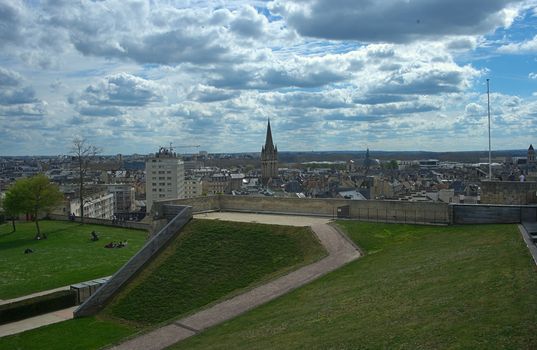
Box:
157, 195, 450, 225
47, 213, 149, 231
481, 181, 537, 205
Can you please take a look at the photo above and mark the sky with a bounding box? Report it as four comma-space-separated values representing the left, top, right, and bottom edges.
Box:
1, 0, 537, 155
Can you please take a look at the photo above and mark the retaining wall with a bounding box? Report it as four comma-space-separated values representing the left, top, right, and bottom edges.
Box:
74, 205, 192, 317
47, 213, 149, 231
219, 196, 450, 224
480, 181, 537, 205
155, 195, 537, 226
154, 196, 220, 214
159, 195, 450, 225
452, 204, 537, 224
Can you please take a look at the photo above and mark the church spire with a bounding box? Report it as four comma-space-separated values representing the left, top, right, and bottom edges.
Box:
265, 118, 274, 150
261, 118, 278, 185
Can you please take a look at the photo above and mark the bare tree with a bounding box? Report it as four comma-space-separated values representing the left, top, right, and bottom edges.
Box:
71, 138, 100, 224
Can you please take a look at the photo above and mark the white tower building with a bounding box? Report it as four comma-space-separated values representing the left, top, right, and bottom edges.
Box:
145, 147, 185, 212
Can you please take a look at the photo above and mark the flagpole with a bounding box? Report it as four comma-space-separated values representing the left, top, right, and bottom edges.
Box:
487, 78, 492, 180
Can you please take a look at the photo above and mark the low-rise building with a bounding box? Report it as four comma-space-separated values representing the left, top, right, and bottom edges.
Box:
184, 177, 203, 198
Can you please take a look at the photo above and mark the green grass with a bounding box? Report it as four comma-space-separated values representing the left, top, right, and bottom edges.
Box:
0, 317, 137, 350
171, 222, 537, 350
0, 219, 325, 350
103, 219, 326, 326
0, 220, 147, 299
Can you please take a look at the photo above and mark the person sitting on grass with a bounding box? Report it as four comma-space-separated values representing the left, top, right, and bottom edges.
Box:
91, 231, 99, 241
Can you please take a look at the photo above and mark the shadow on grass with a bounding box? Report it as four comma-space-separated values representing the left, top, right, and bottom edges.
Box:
39, 221, 84, 236
0, 229, 16, 239
0, 238, 43, 251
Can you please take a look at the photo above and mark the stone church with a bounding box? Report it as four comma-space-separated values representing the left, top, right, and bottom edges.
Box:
261, 119, 278, 185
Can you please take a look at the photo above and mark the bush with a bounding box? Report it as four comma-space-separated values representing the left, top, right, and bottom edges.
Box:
0, 290, 77, 325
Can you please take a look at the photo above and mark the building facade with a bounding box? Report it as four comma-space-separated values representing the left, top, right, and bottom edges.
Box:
69, 191, 114, 219
261, 119, 278, 184
184, 177, 203, 198
107, 184, 135, 214
145, 147, 185, 211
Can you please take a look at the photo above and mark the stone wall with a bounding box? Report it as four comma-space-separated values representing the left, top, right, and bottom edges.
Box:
481, 181, 537, 205
47, 213, 150, 231
219, 196, 449, 224
74, 205, 192, 317
153, 195, 219, 214
452, 204, 537, 224
163, 195, 450, 225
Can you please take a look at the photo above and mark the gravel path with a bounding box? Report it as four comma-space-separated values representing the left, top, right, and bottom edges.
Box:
111, 214, 361, 350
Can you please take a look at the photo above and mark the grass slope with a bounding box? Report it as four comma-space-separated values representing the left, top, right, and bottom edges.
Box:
0, 317, 136, 350
172, 222, 537, 350
104, 219, 326, 326
0, 219, 325, 350
0, 220, 147, 299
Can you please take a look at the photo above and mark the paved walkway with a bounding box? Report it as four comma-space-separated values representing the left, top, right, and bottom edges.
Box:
0, 276, 111, 337
0, 286, 71, 306
193, 211, 332, 227
112, 213, 361, 350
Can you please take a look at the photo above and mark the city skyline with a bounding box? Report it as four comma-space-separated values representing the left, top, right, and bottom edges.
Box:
1, 0, 537, 156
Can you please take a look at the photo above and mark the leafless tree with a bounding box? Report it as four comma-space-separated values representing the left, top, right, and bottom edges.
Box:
71, 138, 100, 224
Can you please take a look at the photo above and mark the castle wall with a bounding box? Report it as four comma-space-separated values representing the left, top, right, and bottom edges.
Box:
480, 181, 537, 205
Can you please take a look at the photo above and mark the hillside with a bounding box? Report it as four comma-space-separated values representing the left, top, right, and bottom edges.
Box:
172, 222, 537, 349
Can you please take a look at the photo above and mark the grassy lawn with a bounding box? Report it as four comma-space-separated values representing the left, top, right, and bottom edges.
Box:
103, 219, 326, 326
171, 222, 537, 350
0, 220, 147, 299
0, 317, 137, 350
0, 219, 325, 349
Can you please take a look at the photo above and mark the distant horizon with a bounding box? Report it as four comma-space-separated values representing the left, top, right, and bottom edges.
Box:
1, 147, 532, 158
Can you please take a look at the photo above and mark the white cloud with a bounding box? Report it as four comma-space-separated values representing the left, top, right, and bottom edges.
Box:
0, 0, 536, 154
69, 73, 164, 117
498, 34, 537, 53
0, 67, 47, 117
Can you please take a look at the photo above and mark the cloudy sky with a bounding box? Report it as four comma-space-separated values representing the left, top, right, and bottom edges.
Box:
1, 0, 537, 155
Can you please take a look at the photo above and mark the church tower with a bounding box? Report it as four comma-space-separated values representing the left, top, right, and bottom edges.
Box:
528, 144, 535, 165
261, 119, 278, 185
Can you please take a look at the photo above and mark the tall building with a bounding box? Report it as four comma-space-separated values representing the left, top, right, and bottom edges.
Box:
145, 147, 185, 212
261, 119, 278, 184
